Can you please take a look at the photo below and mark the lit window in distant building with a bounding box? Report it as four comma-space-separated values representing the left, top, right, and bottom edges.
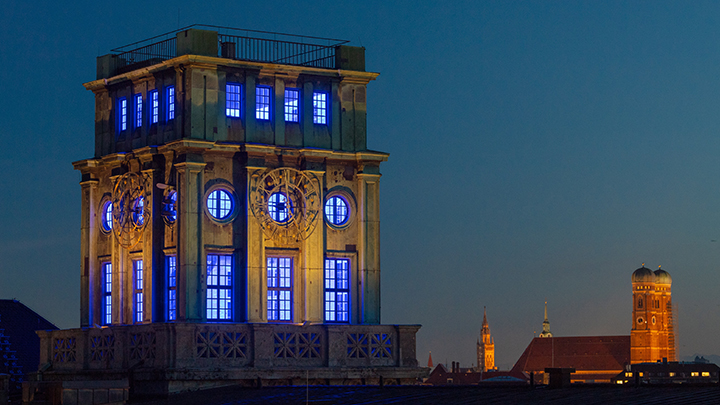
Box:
325, 196, 348, 226
207, 189, 233, 220
268, 192, 292, 223
118, 97, 127, 132
226, 83, 241, 117
669, 372, 676, 377
313, 92, 327, 124
134, 93, 143, 129
102, 262, 112, 325
207, 254, 232, 321
166, 86, 175, 121
101, 201, 113, 231
324, 258, 349, 322
691, 372, 700, 377
267, 257, 292, 321
150, 90, 159, 124
133, 197, 144, 226
167, 255, 176, 321
134, 260, 143, 323
256, 86, 271, 120
702, 372, 710, 377
284, 88, 300, 122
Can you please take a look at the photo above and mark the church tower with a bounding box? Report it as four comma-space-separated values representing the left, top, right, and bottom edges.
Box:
539, 301, 553, 338
476, 307, 495, 372
631, 264, 675, 363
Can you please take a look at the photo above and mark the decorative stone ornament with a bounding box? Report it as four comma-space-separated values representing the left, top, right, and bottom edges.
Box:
250, 167, 320, 244
111, 172, 148, 248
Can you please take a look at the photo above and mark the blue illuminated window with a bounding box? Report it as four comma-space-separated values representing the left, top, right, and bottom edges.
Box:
207, 254, 232, 321
167, 255, 176, 321
324, 258, 350, 322
150, 90, 159, 124
101, 201, 113, 232
268, 192, 292, 223
256, 86, 271, 120
267, 257, 292, 321
166, 86, 175, 121
284, 88, 300, 122
207, 189, 233, 220
226, 83, 241, 117
118, 97, 127, 132
133, 197, 144, 226
313, 92, 327, 124
163, 191, 177, 223
134, 260, 143, 323
134, 93, 143, 129
102, 262, 112, 325
325, 196, 349, 226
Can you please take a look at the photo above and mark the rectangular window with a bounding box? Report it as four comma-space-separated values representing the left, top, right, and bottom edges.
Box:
207, 254, 232, 321
102, 263, 112, 325
324, 258, 350, 322
226, 83, 241, 117
702, 372, 710, 377
284, 88, 300, 122
134, 93, 143, 129
691, 371, 700, 377
134, 260, 143, 323
150, 90, 159, 124
118, 97, 127, 132
166, 86, 175, 121
167, 255, 176, 321
267, 257, 292, 321
256, 86, 271, 120
313, 92, 327, 124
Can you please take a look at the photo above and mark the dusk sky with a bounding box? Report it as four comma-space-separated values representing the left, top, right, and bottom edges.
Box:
4, 1, 720, 370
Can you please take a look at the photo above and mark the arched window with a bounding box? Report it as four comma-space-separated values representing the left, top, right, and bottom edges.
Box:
638, 298, 643, 309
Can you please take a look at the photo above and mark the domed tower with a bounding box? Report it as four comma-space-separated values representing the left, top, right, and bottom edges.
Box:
631, 264, 674, 363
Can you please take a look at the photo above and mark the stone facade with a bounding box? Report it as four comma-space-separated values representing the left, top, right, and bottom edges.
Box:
37, 27, 424, 396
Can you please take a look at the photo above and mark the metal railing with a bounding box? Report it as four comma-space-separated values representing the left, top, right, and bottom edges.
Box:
109, 25, 349, 72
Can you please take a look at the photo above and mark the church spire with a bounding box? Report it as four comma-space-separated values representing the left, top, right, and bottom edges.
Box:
539, 301, 553, 338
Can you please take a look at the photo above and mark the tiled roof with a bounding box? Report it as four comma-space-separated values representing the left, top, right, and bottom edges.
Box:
0, 299, 58, 392
512, 336, 630, 376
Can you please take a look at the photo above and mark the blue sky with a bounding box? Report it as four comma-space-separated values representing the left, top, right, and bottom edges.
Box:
3, 0, 720, 369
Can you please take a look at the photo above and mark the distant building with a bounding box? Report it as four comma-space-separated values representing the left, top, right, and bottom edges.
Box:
538, 302, 552, 338
613, 360, 719, 385
476, 307, 496, 372
425, 363, 527, 386
0, 300, 57, 394
631, 265, 676, 363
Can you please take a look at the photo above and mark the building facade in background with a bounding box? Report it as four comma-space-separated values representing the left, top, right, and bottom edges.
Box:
476, 307, 495, 372
34, 26, 423, 398
631, 265, 676, 363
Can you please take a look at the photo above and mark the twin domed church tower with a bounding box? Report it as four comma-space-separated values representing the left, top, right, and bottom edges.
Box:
631, 265, 676, 363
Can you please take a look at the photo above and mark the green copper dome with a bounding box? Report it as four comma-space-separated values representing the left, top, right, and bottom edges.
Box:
632, 266, 654, 283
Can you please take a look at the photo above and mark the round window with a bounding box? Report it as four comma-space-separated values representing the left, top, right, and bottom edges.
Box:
268, 192, 293, 223
101, 200, 113, 231
652, 316, 656, 325
163, 190, 177, 223
637, 317, 644, 324
207, 189, 233, 220
132, 197, 145, 226
324, 195, 349, 226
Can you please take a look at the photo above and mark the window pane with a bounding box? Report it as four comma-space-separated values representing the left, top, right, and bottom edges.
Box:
206, 254, 232, 321
226, 83, 241, 117
324, 258, 350, 323
313, 92, 327, 124
284, 89, 299, 122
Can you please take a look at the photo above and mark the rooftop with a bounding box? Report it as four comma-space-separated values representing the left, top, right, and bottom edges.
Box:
107, 24, 352, 75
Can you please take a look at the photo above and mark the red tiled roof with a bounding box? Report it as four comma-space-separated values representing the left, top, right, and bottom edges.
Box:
511, 336, 630, 375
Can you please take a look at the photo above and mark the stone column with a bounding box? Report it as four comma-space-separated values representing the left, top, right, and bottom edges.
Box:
357, 169, 381, 324
80, 178, 99, 327
175, 160, 206, 322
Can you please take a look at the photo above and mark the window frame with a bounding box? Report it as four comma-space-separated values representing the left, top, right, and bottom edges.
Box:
284, 88, 300, 122
101, 262, 112, 325
167, 255, 177, 321
324, 257, 350, 323
133, 260, 144, 323
206, 253, 233, 322
255, 85, 271, 121
267, 256, 293, 322
166, 85, 175, 122
150, 90, 159, 124
226, 83, 242, 118
313, 91, 328, 125
134, 93, 143, 129
118, 97, 128, 133
100, 199, 113, 233
206, 188, 235, 222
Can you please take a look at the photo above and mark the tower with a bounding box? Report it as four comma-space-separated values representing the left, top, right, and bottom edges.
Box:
539, 301, 553, 338
476, 307, 495, 371
631, 264, 675, 363
36, 26, 425, 393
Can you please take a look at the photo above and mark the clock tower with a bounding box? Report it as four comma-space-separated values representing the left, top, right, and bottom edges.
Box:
631, 265, 675, 363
